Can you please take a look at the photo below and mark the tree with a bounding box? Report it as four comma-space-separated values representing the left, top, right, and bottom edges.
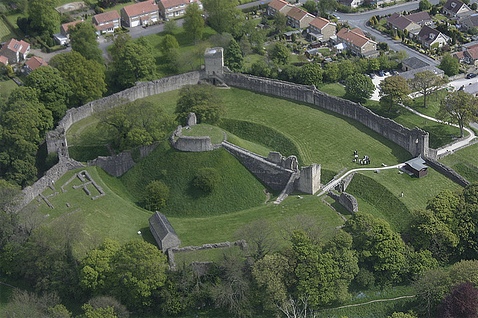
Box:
175, 84, 224, 124
98, 0, 118, 8
3, 289, 69, 318
163, 20, 178, 34
414, 268, 452, 318
224, 38, 243, 72
338, 59, 356, 80
388, 313, 418, 318
408, 71, 446, 108
273, 12, 287, 33
379, 75, 411, 110
235, 220, 277, 261
317, 0, 337, 16
98, 100, 174, 150
437, 282, 478, 318
160, 34, 180, 72
419, 0, 432, 10
345, 73, 375, 102
80, 240, 168, 310
109, 36, 156, 90
202, 0, 243, 36
69, 22, 103, 64
269, 42, 290, 65
143, 180, 170, 211
192, 168, 220, 194
28, 0, 60, 36
302, 0, 317, 13
323, 63, 340, 83
183, 2, 204, 42
344, 212, 407, 284
25, 66, 71, 121
50, 51, 106, 107
439, 53, 460, 76
0, 88, 53, 186
299, 63, 323, 87
439, 90, 478, 137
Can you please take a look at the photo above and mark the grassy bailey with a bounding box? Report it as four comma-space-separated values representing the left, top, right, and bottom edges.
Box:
120, 141, 266, 217
347, 168, 463, 232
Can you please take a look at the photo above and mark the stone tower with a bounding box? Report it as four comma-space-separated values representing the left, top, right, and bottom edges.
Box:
204, 47, 224, 76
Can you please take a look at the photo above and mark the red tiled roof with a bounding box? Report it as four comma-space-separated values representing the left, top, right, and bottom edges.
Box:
93, 11, 120, 25
122, 1, 159, 17
61, 20, 84, 34
95, 22, 115, 31
269, 0, 290, 11
0, 55, 8, 65
337, 27, 374, 48
309, 17, 330, 29
453, 51, 465, 59
467, 45, 478, 60
160, 0, 187, 8
286, 7, 311, 21
25, 56, 47, 71
2, 38, 29, 54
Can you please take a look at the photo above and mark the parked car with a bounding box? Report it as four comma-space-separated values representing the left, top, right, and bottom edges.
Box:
466, 73, 477, 79
378, 70, 385, 76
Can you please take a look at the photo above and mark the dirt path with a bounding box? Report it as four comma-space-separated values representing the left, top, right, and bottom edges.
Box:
323, 295, 416, 311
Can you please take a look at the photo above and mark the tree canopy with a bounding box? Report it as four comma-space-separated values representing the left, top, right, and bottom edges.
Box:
408, 70, 446, 108
379, 75, 410, 110
25, 66, 71, 122
439, 53, 460, 76
69, 22, 104, 64
202, 0, 243, 37
28, 0, 60, 36
224, 38, 243, 72
345, 73, 375, 102
439, 90, 478, 137
175, 84, 224, 124
183, 2, 204, 42
50, 51, 106, 107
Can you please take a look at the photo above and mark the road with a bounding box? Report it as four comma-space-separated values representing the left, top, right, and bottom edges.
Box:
334, 0, 441, 66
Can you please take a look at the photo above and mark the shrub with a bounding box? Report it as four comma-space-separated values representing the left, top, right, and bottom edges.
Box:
143, 180, 170, 211
192, 168, 220, 194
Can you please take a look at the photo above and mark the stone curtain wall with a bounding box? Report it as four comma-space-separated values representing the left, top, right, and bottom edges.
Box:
223, 73, 430, 158
15, 156, 85, 212
47, 72, 202, 155
222, 141, 295, 191
425, 158, 470, 187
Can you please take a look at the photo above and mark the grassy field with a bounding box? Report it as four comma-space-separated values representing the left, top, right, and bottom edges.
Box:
181, 124, 225, 144
0, 79, 18, 97
440, 142, 478, 183
0, 15, 15, 41
346, 168, 463, 232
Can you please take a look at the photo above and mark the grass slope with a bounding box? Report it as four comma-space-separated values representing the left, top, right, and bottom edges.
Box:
120, 141, 266, 217
347, 168, 463, 232
439, 143, 478, 183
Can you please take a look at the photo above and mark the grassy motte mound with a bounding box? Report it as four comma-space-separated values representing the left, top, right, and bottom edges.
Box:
181, 124, 225, 144
120, 141, 266, 217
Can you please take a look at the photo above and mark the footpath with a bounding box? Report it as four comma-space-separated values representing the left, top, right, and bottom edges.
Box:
317, 104, 477, 197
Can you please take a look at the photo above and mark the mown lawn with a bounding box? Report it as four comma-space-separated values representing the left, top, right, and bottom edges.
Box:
347, 168, 463, 232
0, 79, 18, 97
440, 143, 478, 183
0, 16, 15, 42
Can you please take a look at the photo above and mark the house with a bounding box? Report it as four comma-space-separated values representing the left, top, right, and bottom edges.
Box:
149, 211, 181, 252
399, 65, 444, 80
308, 16, 336, 41
286, 7, 314, 29
458, 13, 478, 31
417, 25, 449, 49
442, 0, 471, 18
402, 56, 429, 71
387, 13, 421, 34
406, 11, 433, 26
92, 10, 121, 34
336, 27, 378, 57
463, 81, 478, 96
457, 43, 478, 65
267, 0, 292, 17
120, 1, 159, 27
24, 56, 48, 74
283, 30, 301, 41
0, 38, 30, 64
0, 55, 8, 66
403, 157, 428, 178
158, 0, 202, 19
338, 0, 363, 8
60, 20, 84, 38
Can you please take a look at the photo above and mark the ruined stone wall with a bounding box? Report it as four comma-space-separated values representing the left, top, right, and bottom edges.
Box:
223, 74, 429, 157
425, 158, 470, 187
339, 192, 359, 213
222, 141, 294, 191
15, 156, 84, 212
88, 143, 159, 177
296, 164, 321, 194
172, 136, 214, 152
